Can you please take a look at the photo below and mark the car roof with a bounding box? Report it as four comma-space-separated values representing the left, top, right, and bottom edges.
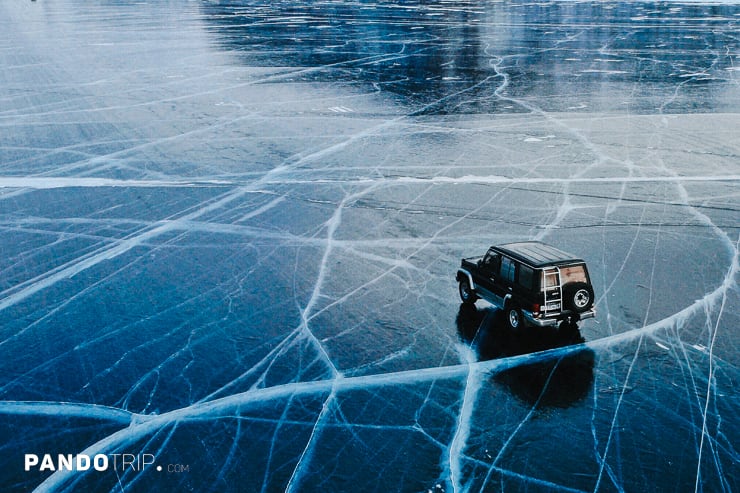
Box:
491, 241, 584, 268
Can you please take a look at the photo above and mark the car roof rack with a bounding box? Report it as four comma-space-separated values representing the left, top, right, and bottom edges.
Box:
493, 241, 584, 268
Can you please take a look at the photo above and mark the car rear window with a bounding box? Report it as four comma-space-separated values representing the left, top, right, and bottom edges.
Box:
561, 265, 587, 283
541, 265, 587, 289
544, 271, 558, 289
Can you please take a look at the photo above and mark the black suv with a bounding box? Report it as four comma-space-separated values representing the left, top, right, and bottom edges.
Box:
456, 241, 596, 329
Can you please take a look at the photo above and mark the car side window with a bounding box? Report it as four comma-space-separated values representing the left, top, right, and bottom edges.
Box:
482, 252, 500, 274
500, 256, 516, 283
518, 265, 535, 290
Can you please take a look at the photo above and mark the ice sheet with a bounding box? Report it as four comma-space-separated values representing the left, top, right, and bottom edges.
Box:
1, 0, 738, 491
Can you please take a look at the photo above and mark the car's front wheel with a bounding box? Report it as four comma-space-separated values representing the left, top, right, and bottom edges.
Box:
458, 279, 477, 303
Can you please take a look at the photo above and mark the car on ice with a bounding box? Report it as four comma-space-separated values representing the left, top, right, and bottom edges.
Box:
456, 241, 596, 329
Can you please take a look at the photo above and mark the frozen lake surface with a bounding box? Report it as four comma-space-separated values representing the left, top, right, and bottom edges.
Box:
1, 0, 738, 491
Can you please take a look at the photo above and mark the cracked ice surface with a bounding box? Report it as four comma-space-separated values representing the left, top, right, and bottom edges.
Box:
1, 0, 738, 491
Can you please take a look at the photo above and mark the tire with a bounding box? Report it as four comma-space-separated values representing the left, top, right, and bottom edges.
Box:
506, 305, 523, 330
458, 279, 477, 304
564, 283, 594, 313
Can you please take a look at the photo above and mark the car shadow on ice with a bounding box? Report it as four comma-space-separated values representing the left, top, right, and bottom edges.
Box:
456, 303, 595, 409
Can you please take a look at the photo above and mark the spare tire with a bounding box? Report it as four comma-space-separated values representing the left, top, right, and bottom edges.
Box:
563, 283, 594, 313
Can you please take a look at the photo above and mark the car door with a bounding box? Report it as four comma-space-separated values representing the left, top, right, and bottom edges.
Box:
476, 250, 504, 306
498, 255, 517, 304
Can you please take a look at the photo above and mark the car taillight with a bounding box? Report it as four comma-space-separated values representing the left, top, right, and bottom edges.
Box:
532, 303, 540, 316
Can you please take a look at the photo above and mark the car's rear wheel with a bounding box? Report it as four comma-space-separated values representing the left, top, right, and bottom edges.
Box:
458, 279, 477, 303
564, 283, 594, 312
506, 305, 523, 330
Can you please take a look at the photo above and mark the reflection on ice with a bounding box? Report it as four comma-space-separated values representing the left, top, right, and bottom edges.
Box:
0, 0, 738, 491
456, 303, 595, 408
203, 0, 740, 114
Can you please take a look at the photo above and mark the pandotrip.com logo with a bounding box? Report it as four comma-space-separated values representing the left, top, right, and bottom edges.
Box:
24, 453, 190, 474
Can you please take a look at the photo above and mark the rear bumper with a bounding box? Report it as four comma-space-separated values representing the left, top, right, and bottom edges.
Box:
523, 308, 596, 327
